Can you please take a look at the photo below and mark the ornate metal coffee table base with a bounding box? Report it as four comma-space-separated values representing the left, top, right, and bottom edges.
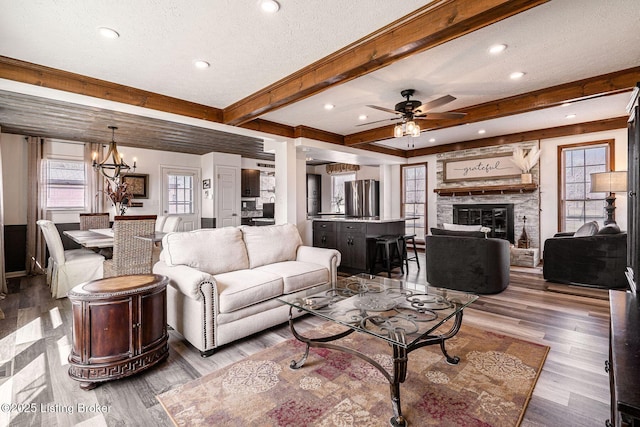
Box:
287, 307, 464, 427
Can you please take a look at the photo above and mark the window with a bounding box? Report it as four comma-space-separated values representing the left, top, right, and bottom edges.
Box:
401, 164, 426, 242
560, 141, 612, 232
167, 174, 194, 214
331, 173, 355, 213
45, 159, 87, 209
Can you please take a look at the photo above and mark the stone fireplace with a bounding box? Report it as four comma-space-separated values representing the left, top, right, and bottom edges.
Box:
434, 142, 541, 249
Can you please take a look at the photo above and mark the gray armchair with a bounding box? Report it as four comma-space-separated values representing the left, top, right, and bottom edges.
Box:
426, 232, 510, 294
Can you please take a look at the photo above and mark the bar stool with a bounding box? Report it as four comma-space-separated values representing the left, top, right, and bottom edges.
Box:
370, 235, 404, 277
400, 234, 420, 273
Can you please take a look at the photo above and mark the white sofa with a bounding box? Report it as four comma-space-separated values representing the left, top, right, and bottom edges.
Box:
153, 223, 341, 356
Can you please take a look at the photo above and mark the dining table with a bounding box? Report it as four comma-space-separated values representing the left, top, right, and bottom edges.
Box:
64, 228, 167, 248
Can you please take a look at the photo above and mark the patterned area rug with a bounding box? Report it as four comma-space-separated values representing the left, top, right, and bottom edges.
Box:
157, 323, 549, 427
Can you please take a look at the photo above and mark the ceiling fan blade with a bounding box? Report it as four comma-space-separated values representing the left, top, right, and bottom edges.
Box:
413, 94, 457, 114
356, 117, 402, 126
419, 111, 467, 119
366, 104, 401, 115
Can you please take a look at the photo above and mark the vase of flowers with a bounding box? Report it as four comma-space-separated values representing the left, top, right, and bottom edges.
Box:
103, 181, 133, 216
510, 146, 541, 183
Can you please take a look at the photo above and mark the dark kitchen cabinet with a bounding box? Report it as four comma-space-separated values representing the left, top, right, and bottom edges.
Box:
312, 221, 336, 249
307, 174, 322, 215
337, 222, 367, 271
241, 169, 260, 197
313, 220, 405, 273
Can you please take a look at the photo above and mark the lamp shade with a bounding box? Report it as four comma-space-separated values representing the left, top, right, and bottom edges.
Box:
590, 171, 628, 193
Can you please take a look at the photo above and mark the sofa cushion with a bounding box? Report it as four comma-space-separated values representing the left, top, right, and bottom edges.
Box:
255, 261, 329, 294
213, 269, 283, 313
162, 228, 249, 275
241, 224, 302, 269
431, 228, 486, 238
442, 223, 482, 231
574, 221, 599, 237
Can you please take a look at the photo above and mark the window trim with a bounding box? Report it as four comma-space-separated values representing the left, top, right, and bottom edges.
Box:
556, 139, 614, 232
400, 162, 428, 243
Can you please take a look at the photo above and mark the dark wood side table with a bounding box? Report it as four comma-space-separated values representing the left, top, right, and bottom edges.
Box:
608, 290, 640, 426
68, 274, 169, 390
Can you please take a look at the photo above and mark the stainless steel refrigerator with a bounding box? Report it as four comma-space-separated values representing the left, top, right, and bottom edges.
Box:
344, 179, 379, 217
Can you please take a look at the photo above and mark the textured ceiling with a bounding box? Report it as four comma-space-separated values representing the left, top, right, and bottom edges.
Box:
0, 0, 639, 162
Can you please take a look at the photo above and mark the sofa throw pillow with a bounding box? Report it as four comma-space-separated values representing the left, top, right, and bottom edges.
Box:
574, 221, 599, 237
162, 228, 249, 275
241, 223, 302, 269
442, 223, 483, 232
597, 223, 621, 234
431, 227, 486, 238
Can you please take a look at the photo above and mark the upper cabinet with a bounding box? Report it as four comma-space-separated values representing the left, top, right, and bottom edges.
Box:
241, 169, 260, 197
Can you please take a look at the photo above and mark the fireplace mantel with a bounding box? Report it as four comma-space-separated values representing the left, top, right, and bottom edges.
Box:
434, 183, 537, 197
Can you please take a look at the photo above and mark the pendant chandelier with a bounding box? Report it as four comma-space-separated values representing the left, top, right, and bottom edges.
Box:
92, 126, 137, 182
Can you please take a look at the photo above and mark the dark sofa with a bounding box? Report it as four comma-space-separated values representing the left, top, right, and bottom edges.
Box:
543, 230, 627, 289
426, 232, 510, 294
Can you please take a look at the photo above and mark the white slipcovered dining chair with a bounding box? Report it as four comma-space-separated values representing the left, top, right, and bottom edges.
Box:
36, 220, 105, 299
162, 216, 182, 232
155, 215, 167, 232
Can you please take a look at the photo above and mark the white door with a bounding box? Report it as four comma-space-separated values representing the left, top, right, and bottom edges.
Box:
217, 166, 239, 227
161, 166, 201, 231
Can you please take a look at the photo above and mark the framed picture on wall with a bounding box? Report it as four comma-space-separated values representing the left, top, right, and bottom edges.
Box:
121, 173, 149, 198
442, 153, 521, 182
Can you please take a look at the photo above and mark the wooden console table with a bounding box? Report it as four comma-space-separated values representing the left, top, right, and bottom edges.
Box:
68, 274, 169, 390
608, 290, 640, 426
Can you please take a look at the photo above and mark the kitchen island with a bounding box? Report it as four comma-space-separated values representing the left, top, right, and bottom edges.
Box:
311, 217, 414, 273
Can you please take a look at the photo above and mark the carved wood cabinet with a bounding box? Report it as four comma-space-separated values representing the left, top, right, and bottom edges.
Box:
68, 274, 169, 390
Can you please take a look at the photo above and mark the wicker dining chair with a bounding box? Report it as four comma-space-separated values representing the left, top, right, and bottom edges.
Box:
79, 213, 110, 230
103, 215, 156, 277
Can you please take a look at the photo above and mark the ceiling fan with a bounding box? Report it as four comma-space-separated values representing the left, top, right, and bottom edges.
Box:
359, 89, 466, 137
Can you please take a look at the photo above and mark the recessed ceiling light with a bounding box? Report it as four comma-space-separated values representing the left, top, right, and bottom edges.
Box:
260, 0, 280, 13
489, 44, 507, 54
429, 138, 436, 143
194, 60, 210, 69
98, 27, 119, 39
565, 113, 577, 119
358, 114, 368, 121
478, 129, 486, 134
510, 71, 525, 80
324, 103, 335, 110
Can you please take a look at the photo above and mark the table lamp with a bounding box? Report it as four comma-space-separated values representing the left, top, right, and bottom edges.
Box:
590, 171, 628, 225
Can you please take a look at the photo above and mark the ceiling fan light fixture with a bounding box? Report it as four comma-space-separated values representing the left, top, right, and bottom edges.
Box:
393, 124, 404, 138
411, 124, 421, 137
405, 120, 417, 134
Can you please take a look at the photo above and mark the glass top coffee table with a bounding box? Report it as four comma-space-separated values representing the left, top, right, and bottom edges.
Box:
278, 273, 478, 427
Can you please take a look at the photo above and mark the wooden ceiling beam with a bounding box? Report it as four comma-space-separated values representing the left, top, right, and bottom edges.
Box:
0, 56, 224, 123
345, 67, 640, 146
406, 116, 628, 156
222, 0, 549, 126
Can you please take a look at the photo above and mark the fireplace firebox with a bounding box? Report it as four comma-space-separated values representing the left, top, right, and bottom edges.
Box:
453, 204, 514, 243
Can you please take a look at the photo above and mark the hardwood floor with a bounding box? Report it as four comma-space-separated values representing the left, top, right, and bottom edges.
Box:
0, 256, 612, 426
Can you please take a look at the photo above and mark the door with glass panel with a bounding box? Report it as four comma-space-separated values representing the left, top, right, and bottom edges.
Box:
161, 166, 200, 231
401, 164, 426, 243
